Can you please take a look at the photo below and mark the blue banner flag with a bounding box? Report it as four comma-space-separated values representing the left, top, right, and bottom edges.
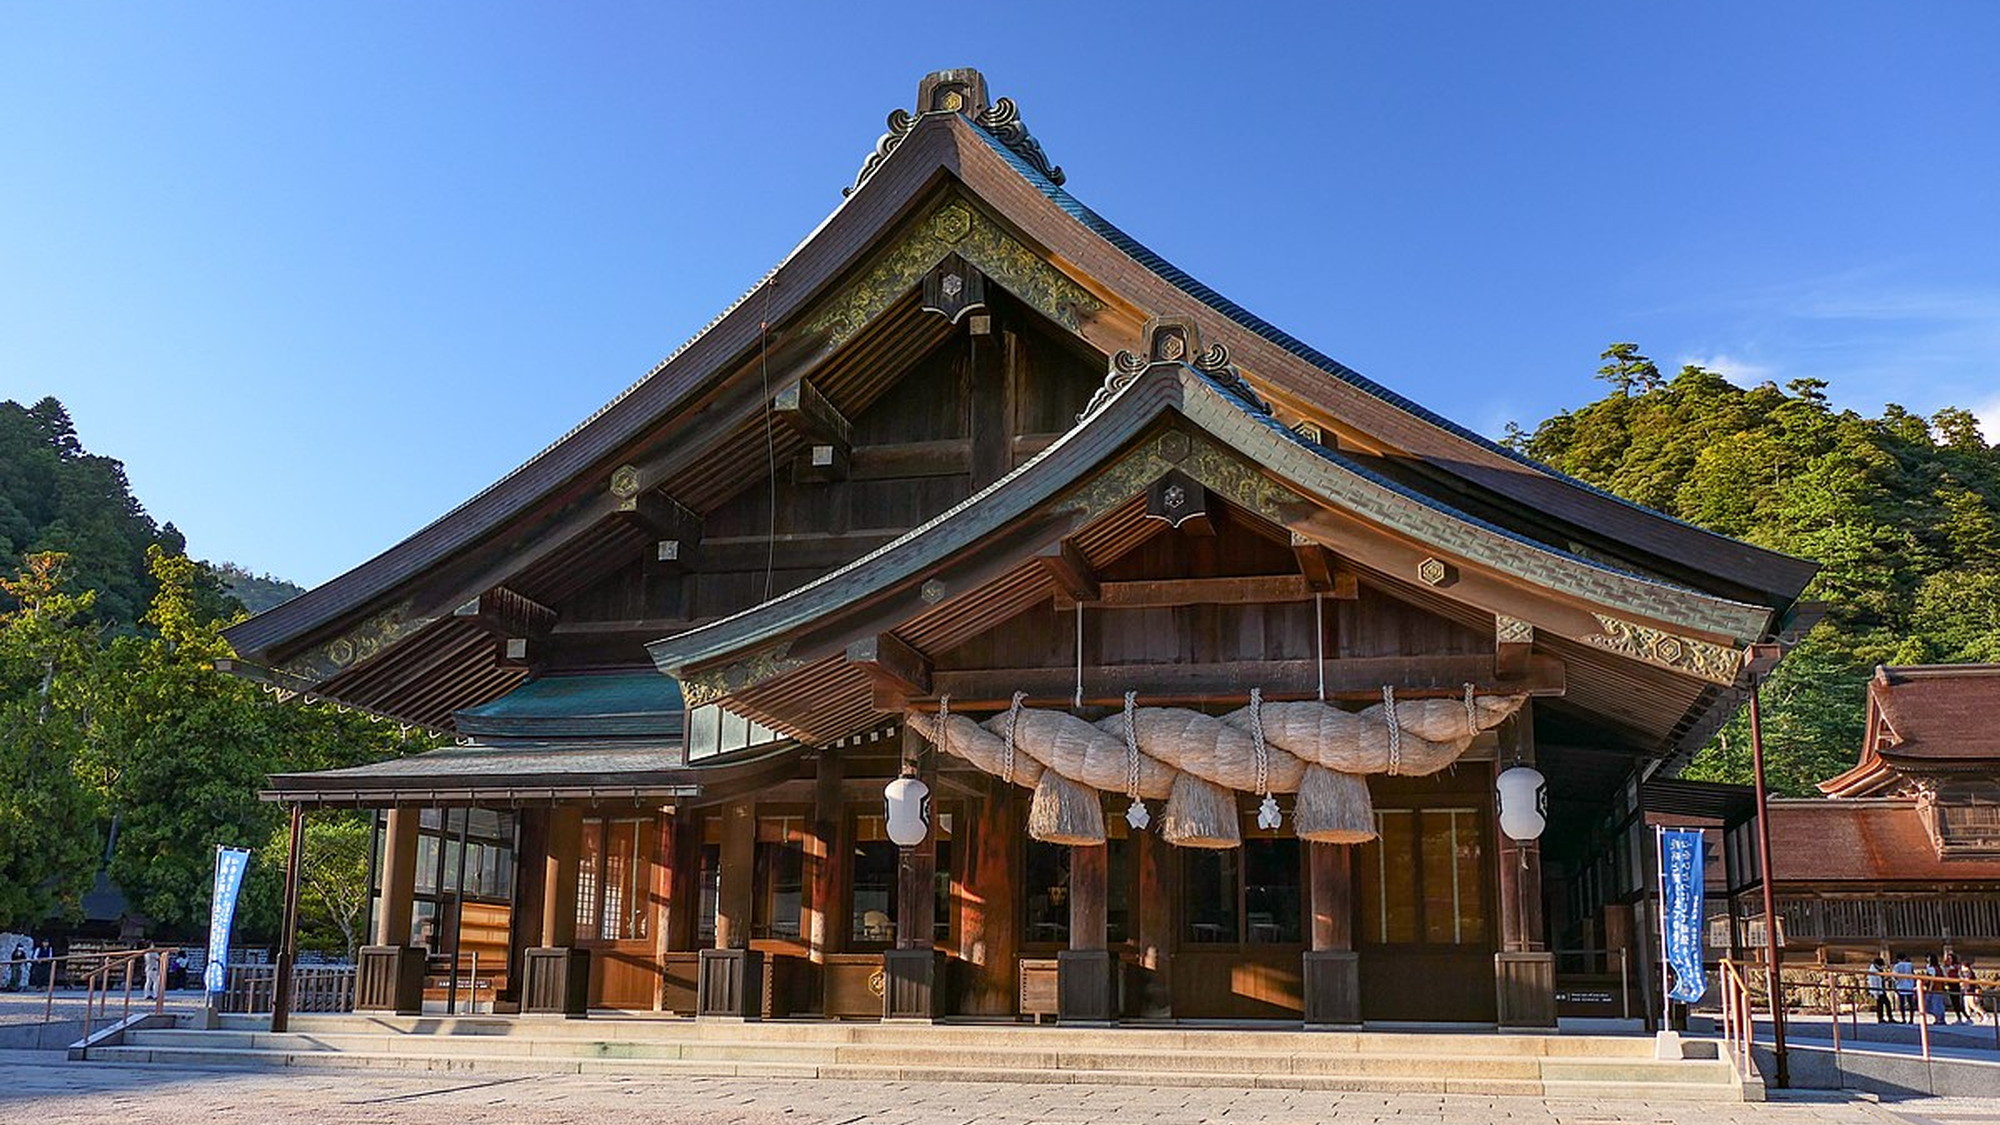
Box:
1659, 828, 1707, 1004
204, 846, 252, 994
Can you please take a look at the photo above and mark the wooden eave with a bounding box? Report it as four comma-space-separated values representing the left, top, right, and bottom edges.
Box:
226, 101, 1810, 706
650, 364, 1775, 741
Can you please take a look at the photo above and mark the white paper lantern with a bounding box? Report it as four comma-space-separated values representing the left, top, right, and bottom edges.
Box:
883, 769, 932, 847
1495, 766, 1548, 841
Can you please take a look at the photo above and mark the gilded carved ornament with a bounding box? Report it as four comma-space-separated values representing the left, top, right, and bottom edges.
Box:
273, 601, 426, 685
1582, 614, 1745, 685
802, 200, 1102, 351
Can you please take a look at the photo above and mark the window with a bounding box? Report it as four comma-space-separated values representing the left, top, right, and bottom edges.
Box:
850, 813, 899, 945
575, 817, 651, 942
697, 816, 722, 944
686, 703, 783, 761
753, 814, 808, 940
1023, 830, 1132, 946
1184, 837, 1301, 945
1356, 806, 1487, 946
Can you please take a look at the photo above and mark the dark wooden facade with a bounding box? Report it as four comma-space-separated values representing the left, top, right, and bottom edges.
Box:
235, 69, 1815, 1027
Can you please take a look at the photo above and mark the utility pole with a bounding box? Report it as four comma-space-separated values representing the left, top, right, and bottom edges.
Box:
1746, 650, 1788, 1089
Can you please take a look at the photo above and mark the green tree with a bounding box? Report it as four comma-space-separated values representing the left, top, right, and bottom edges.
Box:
0, 553, 105, 927
1514, 344, 2000, 794
260, 813, 373, 957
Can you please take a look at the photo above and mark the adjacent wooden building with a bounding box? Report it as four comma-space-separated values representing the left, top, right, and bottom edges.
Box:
224, 69, 1816, 1028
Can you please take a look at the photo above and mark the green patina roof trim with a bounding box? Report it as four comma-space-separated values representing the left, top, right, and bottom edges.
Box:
454, 672, 684, 739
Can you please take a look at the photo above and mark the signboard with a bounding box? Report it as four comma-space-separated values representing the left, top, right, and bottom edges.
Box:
1658, 827, 1707, 1004
203, 846, 252, 995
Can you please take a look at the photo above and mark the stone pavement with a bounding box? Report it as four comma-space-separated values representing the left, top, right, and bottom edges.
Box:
1, 1051, 1996, 1125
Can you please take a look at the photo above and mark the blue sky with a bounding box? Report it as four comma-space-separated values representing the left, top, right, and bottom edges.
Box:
4, 3, 1996, 587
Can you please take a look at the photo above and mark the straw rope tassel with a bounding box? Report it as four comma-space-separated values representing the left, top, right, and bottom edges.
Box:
1122, 690, 1150, 830
1253, 687, 1282, 829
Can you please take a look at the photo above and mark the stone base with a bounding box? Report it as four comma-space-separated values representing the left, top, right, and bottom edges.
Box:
1303, 950, 1361, 1028
1495, 951, 1556, 1029
354, 945, 425, 1015
881, 949, 943, 1021
696, 948, 764, 1020
523, 947, 590, 1017
1057, 950, 1118, 1025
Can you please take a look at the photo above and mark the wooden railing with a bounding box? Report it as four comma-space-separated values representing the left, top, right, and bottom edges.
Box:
221, 963, 357, 1014
1773, 894, 2000, 943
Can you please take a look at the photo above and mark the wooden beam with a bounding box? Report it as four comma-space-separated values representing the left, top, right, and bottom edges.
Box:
1055, 574, 1315, 611
1291, 533, 1358, 599
773, 376, 850, 447
452, 586, 557, 637
1035, 540, 1098, 603
1496, 615, 1535, 679
846, 632, 932, 698
775, 377, 851, 481
928, 654, 1565, 709
618, 492, 703, 569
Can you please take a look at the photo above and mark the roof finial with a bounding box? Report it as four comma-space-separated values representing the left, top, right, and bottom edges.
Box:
846, 68, 1065, 196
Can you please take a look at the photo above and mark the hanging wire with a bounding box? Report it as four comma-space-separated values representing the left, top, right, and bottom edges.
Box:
1073, 604, 1085, 711
759, 278, 779, 602
1314, 592, 1326, 702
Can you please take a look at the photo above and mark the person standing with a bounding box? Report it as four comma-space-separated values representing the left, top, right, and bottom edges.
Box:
1925, 954, 1948, 1026
1944, 953, 1969, 1024
1868, 957, 1893, 1023
29, 940, 51, 989
7, 942, 24, 992
1893, 952, 1916, 1023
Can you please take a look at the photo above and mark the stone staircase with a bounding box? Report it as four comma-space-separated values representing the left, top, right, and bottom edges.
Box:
82, 1013, 1759, 1101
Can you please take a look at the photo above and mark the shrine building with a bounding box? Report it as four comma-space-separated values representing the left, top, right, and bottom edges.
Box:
223, 68, 1817, 1029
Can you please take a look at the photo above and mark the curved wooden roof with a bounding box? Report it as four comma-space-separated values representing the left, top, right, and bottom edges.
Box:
223, 70, 1813, 724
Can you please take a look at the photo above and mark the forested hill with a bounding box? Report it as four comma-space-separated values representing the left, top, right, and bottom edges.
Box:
1508, 345, 2000, 793
0, 396, 423, 942
0, 397, 302, 622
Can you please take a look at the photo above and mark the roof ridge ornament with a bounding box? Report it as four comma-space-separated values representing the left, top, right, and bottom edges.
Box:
846, 68, 1064, 197
1080, 317, 1272, 420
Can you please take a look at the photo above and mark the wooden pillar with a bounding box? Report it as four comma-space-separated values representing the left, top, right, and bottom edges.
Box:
714, 801, 754, 950
1058, 842, 1115, 1023
808, 750, 845, 966
375, 806, 419, 947
356, 806, 424, 1014
1133, 826, 1175, 1019
698, 801, 762, 1018
1304, 841, 1360, 1026
504, 807, 550, 1008
668, 813, 700, 952
650, 811, 676, 1011
959, 778, 1020, 1015
270, 804, 305, 1033
523, 804, 589, 1016
542, 805, 582, 948
1494, 707, 1556, 1028
884, 726, 942, 1019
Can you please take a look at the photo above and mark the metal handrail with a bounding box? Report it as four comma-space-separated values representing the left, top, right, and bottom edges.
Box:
1719, 958, 1755, 1075
1722, 957, 2000, 1067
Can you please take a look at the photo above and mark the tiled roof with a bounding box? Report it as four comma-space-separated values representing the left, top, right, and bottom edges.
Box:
1769, 799, 2000, 883
1870, 664, 2000, 763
